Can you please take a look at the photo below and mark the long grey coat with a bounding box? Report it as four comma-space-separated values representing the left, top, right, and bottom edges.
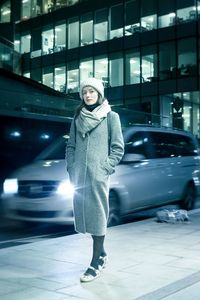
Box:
66, 111, 124, 236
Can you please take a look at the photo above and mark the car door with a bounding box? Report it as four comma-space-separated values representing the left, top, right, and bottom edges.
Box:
145, 131, 177, 205
164, 133, 200, 199
121, 130, 173, 212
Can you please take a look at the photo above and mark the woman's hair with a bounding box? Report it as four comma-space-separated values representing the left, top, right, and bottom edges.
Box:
74, 93, 104, 117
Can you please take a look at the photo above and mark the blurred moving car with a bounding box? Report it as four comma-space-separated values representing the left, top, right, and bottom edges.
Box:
2, 126, 200, 227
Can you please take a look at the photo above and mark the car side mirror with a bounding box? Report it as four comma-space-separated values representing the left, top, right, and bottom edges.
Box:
122, 153, 146, 163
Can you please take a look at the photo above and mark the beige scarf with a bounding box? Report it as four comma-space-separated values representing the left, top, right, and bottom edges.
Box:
76, 100, 111, 138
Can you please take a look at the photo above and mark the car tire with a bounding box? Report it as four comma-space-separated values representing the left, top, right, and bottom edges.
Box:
107, 191, 121, 227
180, 183, 196, 211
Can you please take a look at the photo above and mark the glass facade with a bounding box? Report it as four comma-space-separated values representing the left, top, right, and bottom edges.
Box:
21, 0, 31, 20
21, 0, 79, 20
17, 1, 200, 54
160, 90, 200, 136
54, 22, 66, 52
42, 66, 53, 88
2, 0, 200, 136
109, 52, 124, 87
158, 12, 176, 28
0, 39, 21, 72
159, 41, 176, 80
110, 4, 123, 39
125, 50, 140, 84
31, 68, 41, 82
21, 33, 31, 54
94, 9, 108, 42
177, 38, 197, 77
80, 58, 93, 81
81, 13, 93, 46
141, 45, 157, 82
94, 56, 108, 87
68, 17, 79, 49
125, 0, 140, 35
67, 61, 79, 93
177, 0, 197, 23
31, 28, 42, 58
54, 65, 66, 92
42, 25, 54, 55
0, 0, 11, 23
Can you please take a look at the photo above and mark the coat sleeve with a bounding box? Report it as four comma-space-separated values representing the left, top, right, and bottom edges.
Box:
104, 112, 124, 175
65, 118, 76, 175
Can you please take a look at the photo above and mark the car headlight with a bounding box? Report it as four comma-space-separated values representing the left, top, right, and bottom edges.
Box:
3, 178, 18, 194
56, 180, 74, 196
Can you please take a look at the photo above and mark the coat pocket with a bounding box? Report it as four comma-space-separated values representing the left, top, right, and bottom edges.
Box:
102, 158, 115, 175
100, 165, 109, 176
95, 162, 109, 182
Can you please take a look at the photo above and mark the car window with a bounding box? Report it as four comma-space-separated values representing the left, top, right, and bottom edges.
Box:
125, 131, 151, 158
149, 131, 197, 158
173, 133, 198, 156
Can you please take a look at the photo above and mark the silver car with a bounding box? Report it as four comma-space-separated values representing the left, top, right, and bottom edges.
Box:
2, 126, 200, 226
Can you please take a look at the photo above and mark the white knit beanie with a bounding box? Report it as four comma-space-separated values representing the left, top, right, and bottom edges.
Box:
79, 78, 104, 99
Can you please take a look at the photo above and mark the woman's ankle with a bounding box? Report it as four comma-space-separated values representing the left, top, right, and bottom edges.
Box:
90, 259, 99, 270
101, 251, 107, 257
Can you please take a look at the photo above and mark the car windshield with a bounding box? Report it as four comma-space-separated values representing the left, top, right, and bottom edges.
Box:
35, 136, 67, 160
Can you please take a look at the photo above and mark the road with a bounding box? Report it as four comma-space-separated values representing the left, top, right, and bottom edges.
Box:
0, 217, 76, 249
0, 199, 199, 249
0, 208, 158, 249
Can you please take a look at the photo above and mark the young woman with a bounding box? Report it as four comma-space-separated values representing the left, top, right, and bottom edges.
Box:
66, 77, 124, 282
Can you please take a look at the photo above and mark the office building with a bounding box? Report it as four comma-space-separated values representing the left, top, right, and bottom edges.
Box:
0, 0, 200, 136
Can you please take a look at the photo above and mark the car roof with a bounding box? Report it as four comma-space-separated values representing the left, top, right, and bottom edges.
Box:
123, 125, 195, 138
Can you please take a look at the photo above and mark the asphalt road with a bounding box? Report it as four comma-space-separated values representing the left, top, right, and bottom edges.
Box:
0, 205, 176, 249
0, 199, 199, 249
0, 218, 76, 249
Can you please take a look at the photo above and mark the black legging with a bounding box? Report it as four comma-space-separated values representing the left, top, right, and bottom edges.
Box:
90, 235, 106, 268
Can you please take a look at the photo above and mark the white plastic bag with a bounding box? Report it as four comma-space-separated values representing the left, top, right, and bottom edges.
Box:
156, 209, 189, 223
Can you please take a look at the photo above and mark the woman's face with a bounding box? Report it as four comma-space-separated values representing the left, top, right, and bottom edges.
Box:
82, 86, 98, 105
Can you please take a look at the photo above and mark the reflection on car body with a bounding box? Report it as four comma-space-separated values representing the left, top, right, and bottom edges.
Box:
2, 126, 200, 227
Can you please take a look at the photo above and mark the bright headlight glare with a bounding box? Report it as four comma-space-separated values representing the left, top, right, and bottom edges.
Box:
56, 180, 74, 196
3, 179, 18, 194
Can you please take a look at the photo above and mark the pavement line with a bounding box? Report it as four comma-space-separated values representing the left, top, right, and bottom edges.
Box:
136, 271, 200, 300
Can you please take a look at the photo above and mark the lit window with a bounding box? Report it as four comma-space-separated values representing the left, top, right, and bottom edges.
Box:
67, 61, 79, 93
54, 22, 66, 52
42, 26, 54, 55
81, 13, 93, 46
94, 8, 108, 43
68, 17, 79, 49
0, 0, 11, 23
80, 59, 93, 82
21, 33, 31, 54
54, 65, 66, 93
109, 53, 124, 87
94, 56, 108, 87
110, 4, 123, 39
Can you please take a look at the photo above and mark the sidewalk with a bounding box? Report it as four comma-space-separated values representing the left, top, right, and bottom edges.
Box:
0, 209, 200, 300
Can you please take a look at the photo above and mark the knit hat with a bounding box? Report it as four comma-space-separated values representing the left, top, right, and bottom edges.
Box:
79, 78, 104, 99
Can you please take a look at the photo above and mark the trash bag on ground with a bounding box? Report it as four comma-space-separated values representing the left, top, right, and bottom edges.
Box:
156, 209, 190, 223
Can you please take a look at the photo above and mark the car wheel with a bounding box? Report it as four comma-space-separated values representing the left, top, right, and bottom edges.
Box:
180, 183, 196, 211
107, 191, 121, 227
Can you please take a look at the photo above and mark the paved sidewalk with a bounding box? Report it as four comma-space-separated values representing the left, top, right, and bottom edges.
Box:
0, 209, 200, 300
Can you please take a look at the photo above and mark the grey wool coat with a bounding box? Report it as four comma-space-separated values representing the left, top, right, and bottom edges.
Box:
66, 111, 124, 236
